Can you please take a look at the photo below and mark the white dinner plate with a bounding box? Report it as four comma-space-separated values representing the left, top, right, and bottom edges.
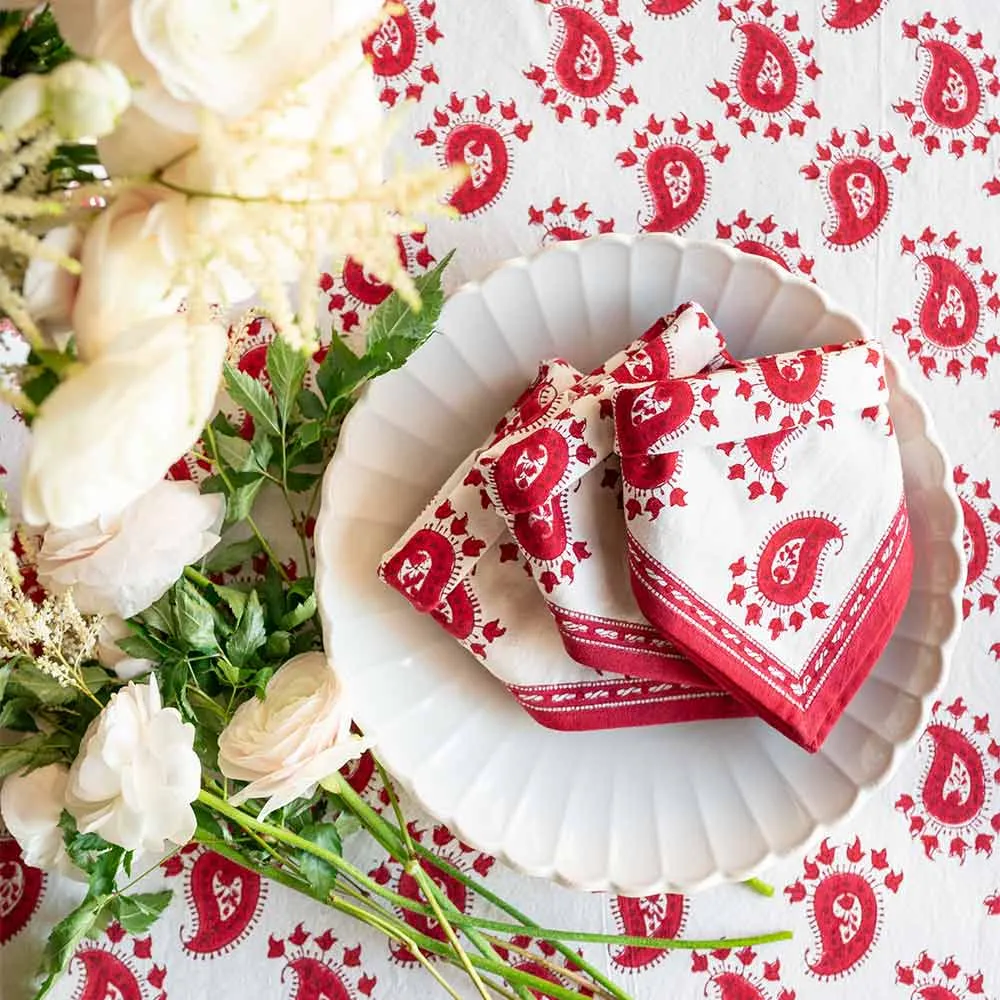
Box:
315, 234, 964, 894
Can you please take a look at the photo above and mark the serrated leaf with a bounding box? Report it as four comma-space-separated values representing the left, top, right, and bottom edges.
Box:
0, 661, 10, 701
211, 583, 250, 617
203, 537, 262, 574
0, 697, 36, 731
297, 389, 326, 420
225, 477, 266, 525
34, 895, 110, 1000
279, 591, 317, 630
267, 337, 310, 425
7, 660, 76, 705
264, 631, 291, 659
88, 846, 125, 897
365, 249, 454, 350
141, 593, 175, 635
285, 471, 320, 493
214, 433, 253, 471
223, 364, 280, 437
315, 335, 376, 407
227, 590, 267, 669
115, 634, 162, 662
210, 410, 240, 437
172, 579, 218, 652
297, 823, 343, 900
200, 474, 228, 495
291, 421, 324, 451
114, 891, 172, 935
0, 732, 71, 779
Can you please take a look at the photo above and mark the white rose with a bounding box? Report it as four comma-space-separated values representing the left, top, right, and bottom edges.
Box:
218, 652, 370, 819
1, 764, 84, 879
21, 315, 227, 528
47, 59, 131, 141
0, 73, 46, 133
97, 615, 155, 680
66, 675, 200, 853
38, 480, 223, 618
22, 225, 82, 347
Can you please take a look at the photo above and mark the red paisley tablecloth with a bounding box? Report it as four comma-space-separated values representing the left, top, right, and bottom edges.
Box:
4, 1, 1000, 997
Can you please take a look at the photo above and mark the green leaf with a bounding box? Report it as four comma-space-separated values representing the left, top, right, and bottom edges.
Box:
212, 583, 250, 618
214, 656, 240, 688
292, 421, 324, 451
114, 891, 172, 935
297, 389, 326, 420
223, 365, 280, 438
88, 846, 125, 897
227, 590, 267, 669
200, 474, 228, 495
210, 411, 241, 437
0, 697, 36, 731
0, 732, 71, 779
267, 337, 310, 426
140, 594, 175, 635
365, 249, 454, 351
203, 537, 262, 574
264, 631, 291, 659
7, 662, 79, 705
115, 634, 163, 662
279, 591, 317, 630
285, 471, 320, 493
315, 335, 377, 407
296, 823, 343, 901
0, 661, 11, 702
226, 477, 266, 525
172, 579, 219, 652
251, 667, 274, 699
214, 433, 253, 471
34, 896, 110, 1000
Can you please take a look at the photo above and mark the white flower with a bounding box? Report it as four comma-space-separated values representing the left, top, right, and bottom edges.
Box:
22, 225, 82, 347
97, 615, 155, 680
37, 480, 223, 618
47, 59, 131, 140
20, 315, 227, 528
1, 764, 84, 879
65, 675, 200, 853
218, 652, 369, 819
0, 73, 46, 132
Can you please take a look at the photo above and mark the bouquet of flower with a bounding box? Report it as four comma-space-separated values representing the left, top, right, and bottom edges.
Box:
0, 5, 790, 1000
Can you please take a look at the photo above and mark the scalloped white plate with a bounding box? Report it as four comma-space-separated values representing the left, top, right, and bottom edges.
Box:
315, 234, 964, 895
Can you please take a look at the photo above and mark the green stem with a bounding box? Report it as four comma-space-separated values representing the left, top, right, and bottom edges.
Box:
183, 566, 213, 590
743, 877, 775, 898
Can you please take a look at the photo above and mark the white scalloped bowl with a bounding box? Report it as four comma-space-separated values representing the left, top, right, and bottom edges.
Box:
315, 234, 964, 895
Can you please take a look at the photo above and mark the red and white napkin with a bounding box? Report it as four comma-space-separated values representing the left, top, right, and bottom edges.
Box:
477, 304, 729, 684
614, 340, 913, 751
379, 316, 749, 730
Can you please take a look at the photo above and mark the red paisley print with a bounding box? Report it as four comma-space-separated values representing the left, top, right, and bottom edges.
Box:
921, 724, 986, 826
717, 211, 816, 280
527, 196, 615, 243
611, 894, 686, 970
285, 958, 352, 1000
268, 927, 376, 1000
492, 427, 570, 513
553, 7, 617, 100
0, 837, 44, 945
895, 953, 988, 1000
512, 496, 569, 562
735, 22, 798, 114
382, 527, 456, 612
961, 497, 989, 587
341, 258, 393, 308
645, 0, 700, 14
621, 451, 681, 492
74, 950, 144, 1000
430, 579, 477, 639
615, 381, 697, 455
808, 872, 878, 977
183, 852, 263, 956
918, 255, 980, 351
758, 352, 825, 405
755, 515, 844, 607
822, 0, 885, 31
920, 40, 981, 131
365, 8, 419, 79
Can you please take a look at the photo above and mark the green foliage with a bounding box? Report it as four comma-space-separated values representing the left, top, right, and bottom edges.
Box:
1, 7, 74, 77
296, 823, 343, 900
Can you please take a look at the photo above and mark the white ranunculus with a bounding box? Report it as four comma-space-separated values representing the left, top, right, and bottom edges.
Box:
66, 675, 200, 853
218, 652, 370, 819
0, 73, 46, 132
22, 225, 82, 346
38, 480, 223, 618
47, 59, 131, 140
1, 764, 84, 879
20, 315, 227, 528
97, 615, 155, 680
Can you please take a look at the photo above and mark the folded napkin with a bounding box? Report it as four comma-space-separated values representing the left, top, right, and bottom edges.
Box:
614, 340, 913, 751
477, 303, 729, 684
379, 320, 749, 730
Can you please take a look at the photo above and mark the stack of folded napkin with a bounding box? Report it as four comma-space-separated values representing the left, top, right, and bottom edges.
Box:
379, 303, 913, 752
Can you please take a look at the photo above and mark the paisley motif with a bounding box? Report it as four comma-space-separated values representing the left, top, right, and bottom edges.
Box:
444, 122, 509, 216
706, 972, 767, 1000
492, 370, 562, 443
620, 451, 681, 491
822, 0, 885, 31
806, 871, 878, 977
961, 497, 989, 587
645, 0, 699, 13
920, 40, 981, 131
921, 724, 986, 826
732, 238, 791, 271
745, 429, 793, 474
608, 337, 674, 384
756, 515, 844, 607
364, 9, 418, 78
430, 579, 477, 639
0, 837, 44, 945
611, 893, 685, 969
824, 156, 889, 246
918, 255, 980, 351
735, 22, 798, 114
513, 497, 569, 562
553, 6, 616, 99
396, 858, 468, 949
284, 957, 353, 1000
493, 427, 570, 513
340, 258, 393, 308
916, 988, 963, 1000
382, 528, 456, 612
758, 352, 825, 404
74, 950, 143, 1000
643, 144, 707, 232
615, 380, 697, 454
183, 851, 263, 956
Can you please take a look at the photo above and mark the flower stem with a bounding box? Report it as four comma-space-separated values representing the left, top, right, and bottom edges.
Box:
183, 566, 214, 590
744, 877, 775, 897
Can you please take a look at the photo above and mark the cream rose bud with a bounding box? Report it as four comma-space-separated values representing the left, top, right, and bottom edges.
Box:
1, 764, 84, 879
219, 652, 370, 819
47, 59, 131, 140
66, 675, 200, 854
22, 225, 82, 346
38, 480, 223, 618
21, 315, 227, 529
97, 615, 155, 681
0, 73, 46, 133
